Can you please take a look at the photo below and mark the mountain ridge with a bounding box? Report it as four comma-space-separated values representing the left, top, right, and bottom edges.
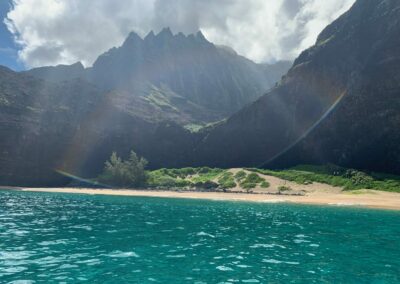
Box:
25, 29, 291, 125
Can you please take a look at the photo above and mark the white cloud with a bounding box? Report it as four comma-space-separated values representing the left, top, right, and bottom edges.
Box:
5, 0, 355, 68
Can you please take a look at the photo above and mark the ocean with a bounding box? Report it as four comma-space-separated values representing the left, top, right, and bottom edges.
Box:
1, 190, 399, 283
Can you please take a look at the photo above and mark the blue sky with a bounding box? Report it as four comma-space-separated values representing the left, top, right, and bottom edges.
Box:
0, 0, 23, 71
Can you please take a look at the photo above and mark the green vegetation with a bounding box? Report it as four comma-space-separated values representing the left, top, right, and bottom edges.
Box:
147, 167, 224, 189
260, 181, 270, 188
239, 172, 268, 192
97, 151, 400, 193
185, 119, 228, 133
241, 182, 257, 192
218, 172, 237, 189
98, 151, 148, 187
278, 185, 292, 192
234, 170, 247, 181
184, 124, 205, 133
145, 87, 179, 112
246, 164, 400, 192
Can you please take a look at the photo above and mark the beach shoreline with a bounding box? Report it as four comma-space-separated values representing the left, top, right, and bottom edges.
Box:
2, 187, 400, 211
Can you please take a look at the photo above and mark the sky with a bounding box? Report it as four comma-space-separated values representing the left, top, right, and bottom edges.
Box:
0, 0, 23, 70
1, 0, 355, 70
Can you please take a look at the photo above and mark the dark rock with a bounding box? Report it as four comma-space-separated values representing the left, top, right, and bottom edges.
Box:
194, 0, 400, 175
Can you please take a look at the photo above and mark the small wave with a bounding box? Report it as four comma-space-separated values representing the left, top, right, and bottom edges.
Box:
8, 280, 34, 284
285, 261, 300, 265
0, 251, 31, 260
38, 240, 68, 246
237, 264, 251, 268
294, 239, 310, 244
69, 225, 92, 231
106, 251, 139, 258
197, 232, 215, 238
262, 259, 282, 264
249, 244, 274, 249
250, 243, 274, 248
328, 202, 364, 207
216, 265, 233, 271
295, 234, 307, 238
260, 200, 286, 203
166, 254, 186, 258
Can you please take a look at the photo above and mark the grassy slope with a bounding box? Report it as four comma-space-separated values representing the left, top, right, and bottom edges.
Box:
146, 165, 400, 193
146, 167, 268, 191
246, 165, 400, 192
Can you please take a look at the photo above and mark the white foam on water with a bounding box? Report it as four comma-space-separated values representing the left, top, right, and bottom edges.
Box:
197, 232, 215, 238
166, 254, 186, 258
259, 200, 287, 203
328, 202, 364, 207
216, 265, 234, 271
262, 259, 282, 264
106, 251, 139, 258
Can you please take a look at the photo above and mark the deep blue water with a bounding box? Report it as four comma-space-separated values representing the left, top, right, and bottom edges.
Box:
0, 190, 400, 283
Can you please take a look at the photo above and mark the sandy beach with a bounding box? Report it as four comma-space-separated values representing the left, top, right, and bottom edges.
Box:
3, 186, 400, 211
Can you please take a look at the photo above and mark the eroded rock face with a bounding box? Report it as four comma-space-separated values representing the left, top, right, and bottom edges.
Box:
194, 0, 400, 174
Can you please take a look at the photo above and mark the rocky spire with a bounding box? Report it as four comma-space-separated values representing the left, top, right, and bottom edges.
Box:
122, 31, 143, 47
157, 27, 174, 39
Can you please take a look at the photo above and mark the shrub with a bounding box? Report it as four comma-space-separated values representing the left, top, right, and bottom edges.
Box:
178, 167, 197, 177
234, 170, 247, 181
98, 151, 148, 187
260, 181, 270, 188
246, 173, 264, 183
278, 185, 292, 192
194, 181, 219, 190
344, 169, 374, 189
218, 172, 237, 189
198, 167, 212, 174
174, 179, 193, 188
241, 182, 257, 193
151, 176, 178, 187
191, 168, 224, 183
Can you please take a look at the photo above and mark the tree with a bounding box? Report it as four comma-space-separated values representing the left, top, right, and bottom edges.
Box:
98, 151, 148, 188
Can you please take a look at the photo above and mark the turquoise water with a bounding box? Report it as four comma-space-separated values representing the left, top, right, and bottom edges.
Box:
1, 191, 400, 283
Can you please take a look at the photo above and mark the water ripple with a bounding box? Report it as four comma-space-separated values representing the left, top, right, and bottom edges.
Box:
0, 190, 399, 283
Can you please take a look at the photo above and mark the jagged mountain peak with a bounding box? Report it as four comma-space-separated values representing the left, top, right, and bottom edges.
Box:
122, 31, 143, 47
195, 30, 209, 43
144, 30, 156, 41
157, 27, 173, 38
25, 27, 291, 125
122, 28, 210, 46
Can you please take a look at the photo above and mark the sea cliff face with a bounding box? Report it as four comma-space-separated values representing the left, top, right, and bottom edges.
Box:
193, 0, 400, 174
